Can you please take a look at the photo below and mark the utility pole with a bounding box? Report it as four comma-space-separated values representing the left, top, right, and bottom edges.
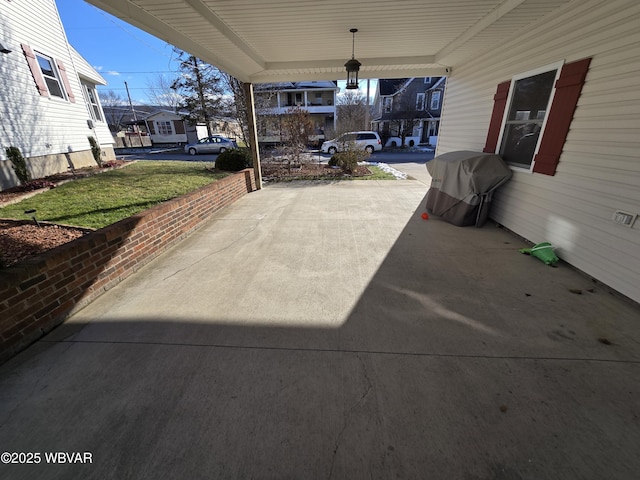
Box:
366, 79, 371, 130
125, 81, 144, 147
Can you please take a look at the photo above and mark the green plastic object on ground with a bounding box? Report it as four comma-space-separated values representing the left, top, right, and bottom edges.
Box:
519, 242, 559, 265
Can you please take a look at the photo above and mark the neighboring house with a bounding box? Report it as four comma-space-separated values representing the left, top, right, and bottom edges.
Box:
102, 105, 242, 147
254, 81, 338, 146
144, 111, 242, 146
371, 77, 446, 147
436, 1, 640, 303
101, 105, 157, 134
144, 111, 187, 145
0, 0, 114, 190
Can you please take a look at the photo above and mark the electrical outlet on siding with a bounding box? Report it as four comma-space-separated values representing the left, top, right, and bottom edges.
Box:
612, 210, 637, 228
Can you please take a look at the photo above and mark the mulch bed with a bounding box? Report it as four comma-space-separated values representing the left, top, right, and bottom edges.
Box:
262, 161, 372, 181
0, 220, 92, 268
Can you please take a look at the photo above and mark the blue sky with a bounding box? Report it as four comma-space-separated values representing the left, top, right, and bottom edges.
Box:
57, 0, 180, 104
57, 0, 375, 105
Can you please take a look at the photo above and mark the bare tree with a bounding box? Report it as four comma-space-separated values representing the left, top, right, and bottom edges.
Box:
280, 107, 314, 173
386, 87, 422, 148
221, 77, 283, 151
336, 90, 368, 134
99, 90, 128, 133
220, 73, 251, 148
145, 73, 182, 111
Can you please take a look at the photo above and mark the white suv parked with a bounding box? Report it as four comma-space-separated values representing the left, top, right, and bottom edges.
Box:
321, 131, 383, 155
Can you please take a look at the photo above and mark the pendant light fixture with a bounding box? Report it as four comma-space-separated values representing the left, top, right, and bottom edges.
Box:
345, 28, 361, 90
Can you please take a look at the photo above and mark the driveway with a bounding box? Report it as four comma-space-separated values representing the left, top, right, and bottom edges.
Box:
1, 174, 638, 479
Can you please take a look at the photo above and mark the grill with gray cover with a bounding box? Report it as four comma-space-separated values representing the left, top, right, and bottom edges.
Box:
425, 151, 512, 227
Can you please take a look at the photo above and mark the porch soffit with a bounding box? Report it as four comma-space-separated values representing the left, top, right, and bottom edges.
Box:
86, 0, 574, 83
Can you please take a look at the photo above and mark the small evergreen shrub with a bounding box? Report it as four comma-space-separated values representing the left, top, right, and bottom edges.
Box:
215, 148, 253, 171
88, 136, 102, 167
328, 155, 339, 167
5, 146, 31, 185
332, 149, 369, 174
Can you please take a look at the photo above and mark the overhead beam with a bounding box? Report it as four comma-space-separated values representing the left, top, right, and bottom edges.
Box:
436, 0, 526, 64
249, 67, 450, 85
265, 55, 438, 71
182, 0, 265, 69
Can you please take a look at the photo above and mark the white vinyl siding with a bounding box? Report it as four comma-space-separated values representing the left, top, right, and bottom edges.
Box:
437, 0, 640, 303
0, 0, 113, 187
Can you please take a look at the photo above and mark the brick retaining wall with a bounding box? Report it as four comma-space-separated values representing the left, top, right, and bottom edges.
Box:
0, 169, 257, 363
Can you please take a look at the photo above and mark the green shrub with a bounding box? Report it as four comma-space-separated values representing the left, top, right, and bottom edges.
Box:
5, 146, 31, 185
332, 149, 369, 174
215, 148, 253, 171
328, 155, 339, 167
88, 136, 102, 167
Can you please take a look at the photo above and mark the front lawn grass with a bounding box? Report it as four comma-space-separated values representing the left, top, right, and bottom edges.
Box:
361, 166, 396, 180
0, 161, 228, 229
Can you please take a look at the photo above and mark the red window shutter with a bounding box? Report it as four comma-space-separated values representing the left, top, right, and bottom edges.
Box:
483, 81, 510, 153
21, 44, 49, 96
533, 58, 591, 175
56, 60, 76, 103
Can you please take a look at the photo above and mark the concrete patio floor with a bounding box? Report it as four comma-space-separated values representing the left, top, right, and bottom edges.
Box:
1, 167, 639, 479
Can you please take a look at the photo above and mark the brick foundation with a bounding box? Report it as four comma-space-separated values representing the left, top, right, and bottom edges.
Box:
0, 169, 257, 363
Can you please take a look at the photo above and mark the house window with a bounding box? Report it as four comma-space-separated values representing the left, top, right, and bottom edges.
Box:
484, 58, 591, 176
497, 65, 560, 169
416, 93, 425, 111
157, 121, 173, 135
83, 84, 102, 122
424, 77, 431, 84
430, 91, 441, 110
35, 52, 64, 98
383, 97, 392, 113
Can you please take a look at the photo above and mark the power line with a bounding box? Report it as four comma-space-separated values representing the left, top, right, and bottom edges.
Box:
100, 71, 178, 74
98, 86, 179, 91
86, 4, 176, 60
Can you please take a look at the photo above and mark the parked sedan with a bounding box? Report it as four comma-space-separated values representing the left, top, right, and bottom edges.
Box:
184, 136, 237, 155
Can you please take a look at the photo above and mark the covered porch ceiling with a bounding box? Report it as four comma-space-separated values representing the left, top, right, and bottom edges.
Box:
86, 0, 574, 84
